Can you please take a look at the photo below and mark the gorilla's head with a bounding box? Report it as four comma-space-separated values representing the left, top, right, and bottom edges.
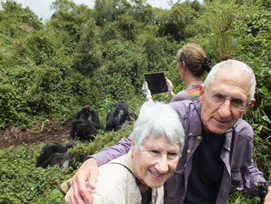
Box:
81, 105, 93, 120
115, 100, 129, 123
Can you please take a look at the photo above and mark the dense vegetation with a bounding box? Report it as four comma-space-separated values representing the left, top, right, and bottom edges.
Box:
0, 0, 270, 203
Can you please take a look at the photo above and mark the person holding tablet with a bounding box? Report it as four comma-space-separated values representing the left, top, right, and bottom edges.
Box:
143, 43, 212, 102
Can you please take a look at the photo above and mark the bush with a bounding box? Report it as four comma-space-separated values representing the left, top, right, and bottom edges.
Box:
0, 125, 135, 203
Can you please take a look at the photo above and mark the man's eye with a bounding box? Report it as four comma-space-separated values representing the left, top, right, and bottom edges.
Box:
231, 98, 245, 106
213, 93, 225, 99
210, 93, 225, 103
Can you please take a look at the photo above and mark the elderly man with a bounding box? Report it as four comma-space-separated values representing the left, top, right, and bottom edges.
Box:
66, 60, 271, 204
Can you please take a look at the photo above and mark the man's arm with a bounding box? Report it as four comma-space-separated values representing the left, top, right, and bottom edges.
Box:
91, 136, 132, 166
65, 135, 132, 204
66, 158, 98, 204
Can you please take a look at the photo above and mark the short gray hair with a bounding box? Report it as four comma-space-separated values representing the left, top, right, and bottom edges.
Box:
204, 59, 256, 101
132, 101, 185, 157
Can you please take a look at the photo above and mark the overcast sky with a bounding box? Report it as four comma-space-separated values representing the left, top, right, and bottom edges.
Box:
1, 0, 202, 20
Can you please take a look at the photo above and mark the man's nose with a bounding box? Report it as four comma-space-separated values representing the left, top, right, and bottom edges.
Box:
219, 99, 232, 118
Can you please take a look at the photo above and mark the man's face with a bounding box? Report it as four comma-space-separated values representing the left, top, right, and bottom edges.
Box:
199, 70, 255, 135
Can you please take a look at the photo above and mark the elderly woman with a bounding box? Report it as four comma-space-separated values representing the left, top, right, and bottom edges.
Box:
66, 101, 185, 204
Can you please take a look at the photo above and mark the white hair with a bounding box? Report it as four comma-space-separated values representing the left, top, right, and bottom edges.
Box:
132, 101, 185, 157
204, 59, 256, 101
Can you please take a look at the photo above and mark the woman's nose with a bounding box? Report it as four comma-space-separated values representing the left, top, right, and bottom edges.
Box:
155, 156, 169, 173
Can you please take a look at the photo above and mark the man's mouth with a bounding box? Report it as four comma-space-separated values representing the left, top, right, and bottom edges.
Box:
213, 117, 230, 124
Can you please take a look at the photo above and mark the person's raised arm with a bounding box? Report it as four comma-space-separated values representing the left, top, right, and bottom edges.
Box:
65, 136, 131, 204
141, 81, 153, 102
166, 78, 175, 99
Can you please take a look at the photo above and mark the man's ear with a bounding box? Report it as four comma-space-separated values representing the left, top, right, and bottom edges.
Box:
250, 98, 256, 105
243, 98, 256, 115
199, 84, 205, 104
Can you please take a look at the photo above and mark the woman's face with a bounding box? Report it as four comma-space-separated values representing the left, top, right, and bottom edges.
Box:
131, 135, 180, 188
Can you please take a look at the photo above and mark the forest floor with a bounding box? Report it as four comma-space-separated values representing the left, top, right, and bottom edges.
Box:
0, 120, 72, 149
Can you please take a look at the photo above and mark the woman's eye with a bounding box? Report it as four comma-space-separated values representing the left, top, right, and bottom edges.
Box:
168, 152, 178, 159
150, 150, 160, 155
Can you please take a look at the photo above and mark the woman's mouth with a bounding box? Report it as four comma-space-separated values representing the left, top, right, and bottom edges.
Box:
149, 169, 163, 178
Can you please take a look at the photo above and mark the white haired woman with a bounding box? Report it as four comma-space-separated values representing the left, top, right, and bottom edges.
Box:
66, 101, 185, 204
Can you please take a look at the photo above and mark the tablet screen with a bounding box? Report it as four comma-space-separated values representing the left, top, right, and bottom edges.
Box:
144, 72, 168, 95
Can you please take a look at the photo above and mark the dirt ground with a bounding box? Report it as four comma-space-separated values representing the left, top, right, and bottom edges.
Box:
0, 120, 72, 150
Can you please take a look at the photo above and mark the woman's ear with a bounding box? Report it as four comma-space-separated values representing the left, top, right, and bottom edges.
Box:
131, 139, 135, 154
182, 61, 186, 68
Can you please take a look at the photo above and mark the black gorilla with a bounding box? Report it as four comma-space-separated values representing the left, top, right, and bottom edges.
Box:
36, 141, 76, 169
105, 100, 138, 131
70, 105, 101, 142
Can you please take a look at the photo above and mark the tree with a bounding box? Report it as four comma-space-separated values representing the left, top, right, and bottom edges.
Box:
157, 0, 202, 41
0, 0, 43, 38
193, 0, 243, 61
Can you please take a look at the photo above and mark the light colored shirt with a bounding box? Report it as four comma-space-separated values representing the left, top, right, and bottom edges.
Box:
88, 151, 164, 204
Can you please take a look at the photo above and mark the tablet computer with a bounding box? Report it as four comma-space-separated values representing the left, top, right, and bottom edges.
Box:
144, 72, 168, 95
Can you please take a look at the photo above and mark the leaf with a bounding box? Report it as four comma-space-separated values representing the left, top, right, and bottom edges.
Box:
262, 115, 271, 123
258, 125, 264, 131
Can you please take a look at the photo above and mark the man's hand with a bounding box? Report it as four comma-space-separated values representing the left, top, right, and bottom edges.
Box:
264, 186, 271, 204
65, 158, 99, 204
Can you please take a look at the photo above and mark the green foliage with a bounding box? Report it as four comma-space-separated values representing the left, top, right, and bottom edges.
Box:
228, 191, 261, 204
0, 126, 134, 203
0, 144, 68, 203
0, 0, 270, 202
157, 0, 203, 41
0, 1, 43, 38
193, 0, 240, 61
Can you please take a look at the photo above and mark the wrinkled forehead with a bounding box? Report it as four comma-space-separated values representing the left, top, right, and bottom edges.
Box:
216, 68, 246, 81
210, 60, 251, 81
210, 69, 249, 91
